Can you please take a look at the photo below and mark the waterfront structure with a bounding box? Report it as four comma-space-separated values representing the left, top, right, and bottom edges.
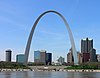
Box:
5, 49, 12, 62
16, 54, 25, 63
34, 50, 46, 65
97, 54, 100, 62
34, 50, 40, 63
34, 50, 52, 65
40, 50, 46, 65
67, 49, 82, 64
81, 38, 93, 53
90, 48, 97, 62
81, 38, 97, 62
82, 53, 90, 62
24, 10, 78, 65
46, 53, 52, 65
67, 49, 74, 63
77, 52, 82, 64
57, 56, 65, 65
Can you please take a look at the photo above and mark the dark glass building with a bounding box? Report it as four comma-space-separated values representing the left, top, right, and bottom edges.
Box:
34, 51, 40, 63
34, 50, 52, 65
46, 53, 52, 65
16, 54, 25, 63
81, 38, 93, 53
81, 38, 97, 63
90, 48, 97, 62
5, 49, 12, 62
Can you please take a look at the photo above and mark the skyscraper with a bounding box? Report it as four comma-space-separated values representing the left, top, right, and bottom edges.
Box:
40, 50, 46, 65
5, 49, 12, 62
46, 53, 52, 65
34, 50, 52, 65
57, 56, 65, 65
90, 48, 97, 62
34, 50, 40, 63
82, 53, 90, 62
67, 48, 82, 64
16, 54, 25, 63
81, 38, 97, 62
77, 52, 83, 64
67, 49, 74, 63
81, 38, 93, 53
97, 54, 100, 62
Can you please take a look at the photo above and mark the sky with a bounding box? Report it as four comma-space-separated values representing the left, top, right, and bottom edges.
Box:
0, 0, 100, 62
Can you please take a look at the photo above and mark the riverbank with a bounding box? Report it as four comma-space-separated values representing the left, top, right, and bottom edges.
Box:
0, 69, 100, 72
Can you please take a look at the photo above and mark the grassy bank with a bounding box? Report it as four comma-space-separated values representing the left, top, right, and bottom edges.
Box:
65, 62, 100, 70
0, 61, 30, 69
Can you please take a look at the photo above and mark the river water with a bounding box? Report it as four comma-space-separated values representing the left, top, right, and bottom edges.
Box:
0, 71, 100, 78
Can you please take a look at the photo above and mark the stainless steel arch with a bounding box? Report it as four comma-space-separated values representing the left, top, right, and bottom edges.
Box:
24, 10, 78, 65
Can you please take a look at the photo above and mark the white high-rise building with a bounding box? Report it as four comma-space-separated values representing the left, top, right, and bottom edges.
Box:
97, 54, 100, 62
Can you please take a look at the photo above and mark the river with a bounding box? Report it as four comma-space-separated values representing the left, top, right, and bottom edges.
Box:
0, 71, 100, 78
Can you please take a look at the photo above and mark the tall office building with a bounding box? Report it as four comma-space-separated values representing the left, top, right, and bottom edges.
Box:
67, 49, 74, 63
34, 50, 52, 65
81, 38, 93, 53
97, 54, 100, 62
34, 50, 40, 63
82, 53, 90, 62
16, 54, 25, 63
57, 56, 65, 65
81, 38, 97, 62
90, 48, 97, 62
5, 49, 12, 62
77, 52, 83, 64
40, 50, 46, 65
67, 48, 82, 64
46, 53, 52, 65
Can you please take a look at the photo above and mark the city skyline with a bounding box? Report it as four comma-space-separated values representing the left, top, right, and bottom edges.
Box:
0, 0, 100, 62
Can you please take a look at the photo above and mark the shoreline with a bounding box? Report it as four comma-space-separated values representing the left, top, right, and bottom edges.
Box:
0, 69, 100, 72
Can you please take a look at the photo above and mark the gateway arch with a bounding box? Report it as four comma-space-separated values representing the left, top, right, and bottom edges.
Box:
24, 10, 78, 65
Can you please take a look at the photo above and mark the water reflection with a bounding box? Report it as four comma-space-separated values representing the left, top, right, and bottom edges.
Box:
0, 71, 100, 78
33, 71, 52, 78
67, 72, 97, 78
23, 71, 29, 78
79, 72, 96, 78
15, 71, 29, 78
5, 72, 11, 78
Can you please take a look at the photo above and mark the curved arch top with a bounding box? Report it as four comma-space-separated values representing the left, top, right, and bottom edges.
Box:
24, 10, 78, 65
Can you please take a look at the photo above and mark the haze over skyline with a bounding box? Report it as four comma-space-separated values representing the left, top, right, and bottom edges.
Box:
0, 0, 100, 62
